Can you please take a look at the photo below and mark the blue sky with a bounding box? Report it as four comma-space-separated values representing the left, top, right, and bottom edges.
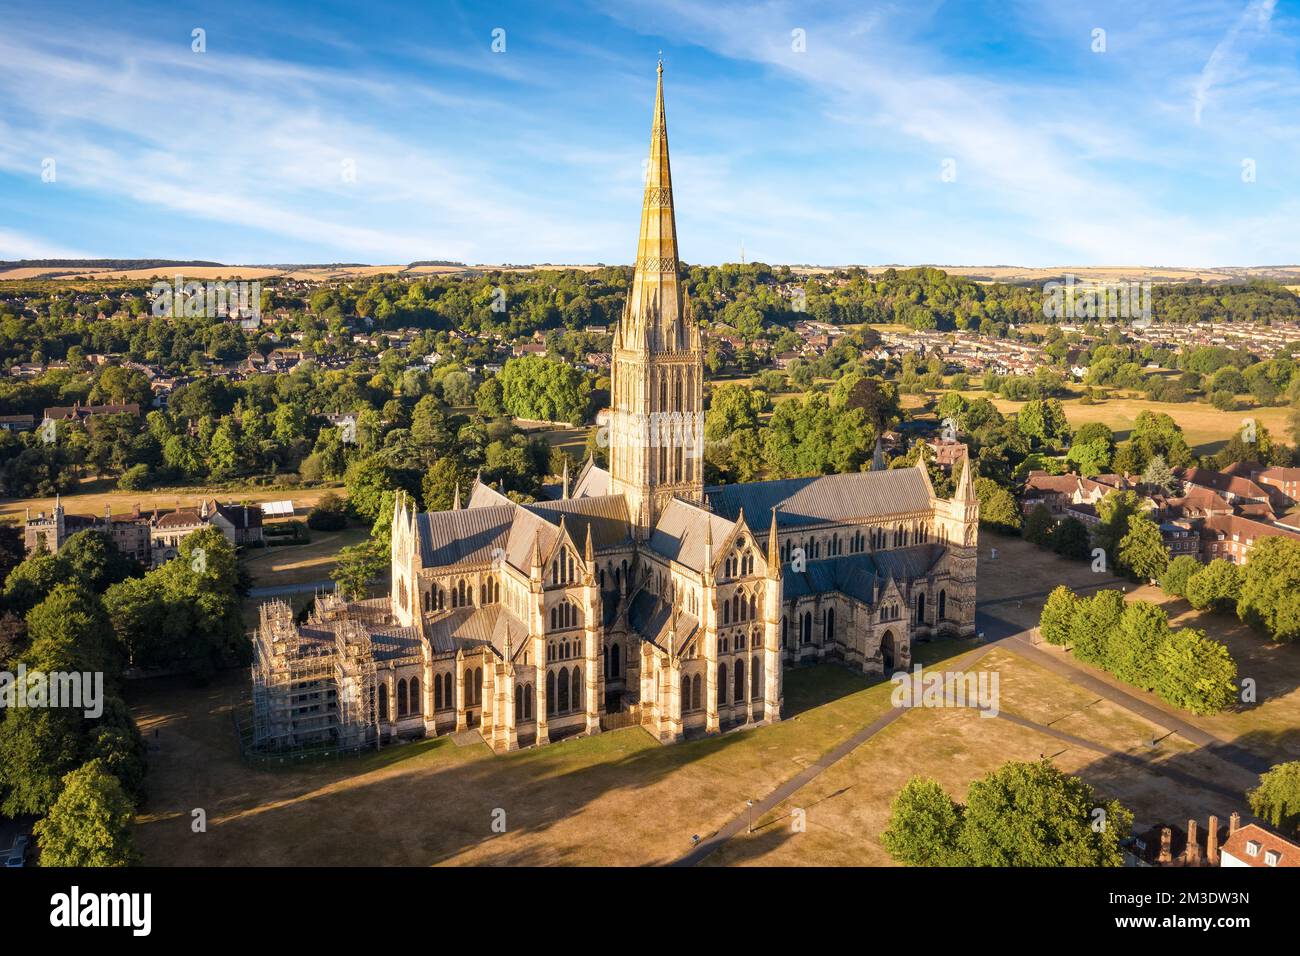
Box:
0, 0, 1297, 266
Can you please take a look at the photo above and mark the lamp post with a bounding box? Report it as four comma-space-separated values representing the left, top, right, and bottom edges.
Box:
747, 799, 755, 834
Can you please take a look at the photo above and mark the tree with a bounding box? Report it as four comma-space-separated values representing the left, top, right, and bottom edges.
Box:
1051, 517, 1091, 560
33, 760, 138, 866
974, 477, 1021, 534
1185, 558, 1243, 613
0, 708, 83, 816
1159, 554, 1202, 598
1069, 589, 1125, 665
1023, 504, 1055, 547
1117, 514, 1168, 582
423, 458, 472, 512
1039, 585, 1079, 646
880, 776, 964, 866
1106, 601, 1169, 690
1238, 536, 1300, 643
306, 492, 349, 531
331, 541, 386, 600
957, 760, 1132, 866
1094, 490, 1144, 563
1248, 762, 1300, 837
1153, 627, 1238, 715
1140, 454, 1178, 495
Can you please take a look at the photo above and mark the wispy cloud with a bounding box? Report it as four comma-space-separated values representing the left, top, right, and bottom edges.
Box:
1193, 0, 1278, 124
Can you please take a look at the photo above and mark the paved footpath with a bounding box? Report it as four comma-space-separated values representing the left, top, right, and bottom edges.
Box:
675, 601, 1268, 866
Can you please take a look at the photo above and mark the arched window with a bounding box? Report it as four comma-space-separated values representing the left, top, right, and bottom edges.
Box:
610, 643, 621, 678
825, 607, 835, 642
474, 667, 483, 705
734, 659, 745, 703
397, 679, 407, 717
435, 673, 443, 710
781, 616, 789, 648
801, 611, 812, 645
751, 655, 761, 700
692, 674, 702, 710
378, 684, 389, 721
938, 589, 947, 620
682, 674, 692, 710
410, 677, 420, 715
525, 684, 533, 719
916, 592, 926, 624
443, 673, 453, 709
515, 692, 523, 721
749, 594, 757, 621
558, 667, 570, 713
546, 671, 556, 715
573, 667, 582, 710
718, 663, 728, 706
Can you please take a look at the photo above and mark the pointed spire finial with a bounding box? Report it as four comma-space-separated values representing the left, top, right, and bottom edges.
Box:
767, 507, 780, 576
584, 521, 594, 564
562, 458, 570, 500
452, 482, 461, 510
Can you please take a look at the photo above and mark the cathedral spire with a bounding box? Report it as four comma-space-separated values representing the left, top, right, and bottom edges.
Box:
623, 61, 684, 347
956, 456, 977, 503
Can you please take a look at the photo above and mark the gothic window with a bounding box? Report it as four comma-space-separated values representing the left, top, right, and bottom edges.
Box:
378, 684, 389, 722
435, 674, 443, 710
547, 671, 556, 715
692, 674, 702, 710
397, 679, 407, 717
610, 643, 621, 677
781, 616, 788, 648
916, 592, 926, 624
751, 655, 761, 700
558, 667, 570, 713
825, 607, 835, 642
801, 611, 812, 645
516, 693, 523, 722
410, 678, 420, 715
938, 589, 947, 620
723, 600, 730, 625
443, 673, 452, 708
525, 684, 533, 719
474, 668, 483, 705
573, 667, 582, 710
749, 594, 757, 620
682, 674, 692, 711
734, 659, 745, 703
718, 662, 728, 706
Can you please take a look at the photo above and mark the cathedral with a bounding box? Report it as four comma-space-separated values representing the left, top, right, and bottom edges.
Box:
249, 64, 979, 754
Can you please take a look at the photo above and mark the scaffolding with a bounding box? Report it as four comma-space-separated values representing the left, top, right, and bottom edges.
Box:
249, 596, 378, 754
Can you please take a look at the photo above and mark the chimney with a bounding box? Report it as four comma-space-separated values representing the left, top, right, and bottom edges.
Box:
1207, 815, 1220, 865
1158, 827, 1172, 864
1185, 820, 1201, 866
133, 502, 141, 518
1230, 812, 1241, 835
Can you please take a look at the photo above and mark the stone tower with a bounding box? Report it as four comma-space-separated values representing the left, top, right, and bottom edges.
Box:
608, 62, 705, 538
933, 457, 980, 636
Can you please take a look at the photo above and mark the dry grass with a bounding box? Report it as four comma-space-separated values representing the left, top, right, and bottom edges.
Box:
129, 645, 982, 866
241, 526, 371, 589
0, 482, 343, 525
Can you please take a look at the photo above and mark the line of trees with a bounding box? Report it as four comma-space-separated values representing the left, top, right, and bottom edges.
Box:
0, 526, 246, 865
1040, 586, 1238, 715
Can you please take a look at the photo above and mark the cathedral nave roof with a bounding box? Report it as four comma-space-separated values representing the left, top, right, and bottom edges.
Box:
781, 545, 947, 604
704, 469, 933, 528
647, 497, 737, 572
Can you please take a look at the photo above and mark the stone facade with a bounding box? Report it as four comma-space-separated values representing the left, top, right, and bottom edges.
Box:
249, 64, 979, 754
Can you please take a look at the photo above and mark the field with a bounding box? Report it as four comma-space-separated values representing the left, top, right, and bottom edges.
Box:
953, 390, 1287, 456
0, 479, 343, 525
127, 534, 1294, 866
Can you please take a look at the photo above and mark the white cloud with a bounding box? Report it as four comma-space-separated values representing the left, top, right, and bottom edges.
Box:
1193, 0, 1278, 124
